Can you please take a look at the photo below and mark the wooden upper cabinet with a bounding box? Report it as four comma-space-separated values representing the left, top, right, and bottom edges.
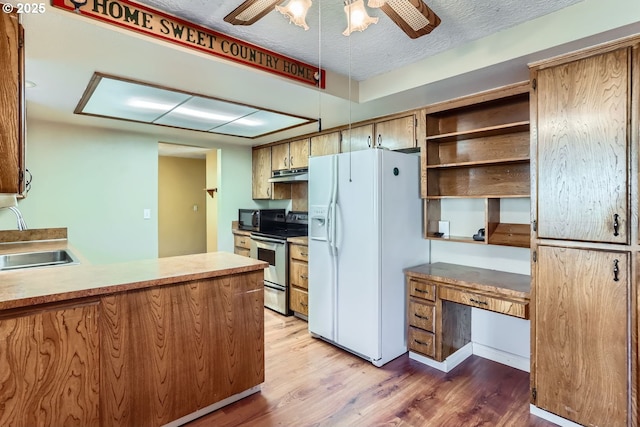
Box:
289, 138, 309, 169
340, 124, 374, 152
374, 114, 416, 151
252, 146, 271, 199
271, 143, 290, 171
534, 246, 629, 427
271, 139, 309, 171
534, 47, 629, 244
310, 132, 340, 157
0, 10, 25, 194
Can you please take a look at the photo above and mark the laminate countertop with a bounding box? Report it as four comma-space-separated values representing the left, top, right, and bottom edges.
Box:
0, 251, 267, 311
287, 236, 308, 245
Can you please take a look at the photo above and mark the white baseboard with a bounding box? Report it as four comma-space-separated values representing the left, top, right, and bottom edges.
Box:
472, 343, 530, 372
410, 342, 530, 373
163, 385, 261, 427
530, 404, 584, 427
409, 342, 473, 372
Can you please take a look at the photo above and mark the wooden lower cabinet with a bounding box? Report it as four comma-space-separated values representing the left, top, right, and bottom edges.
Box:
533, 246, 630, 427
0, 271, 264, 427
233, 232, 251, 257
289, 242, 308, 316
0, 302, 100, 427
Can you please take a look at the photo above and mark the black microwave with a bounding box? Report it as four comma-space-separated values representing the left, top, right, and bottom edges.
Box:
238, 209, 285, 231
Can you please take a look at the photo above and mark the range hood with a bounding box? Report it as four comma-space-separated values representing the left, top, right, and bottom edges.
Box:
268, 168, 308, 183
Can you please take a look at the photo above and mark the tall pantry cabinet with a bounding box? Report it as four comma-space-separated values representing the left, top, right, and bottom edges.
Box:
530, 40, 639, 427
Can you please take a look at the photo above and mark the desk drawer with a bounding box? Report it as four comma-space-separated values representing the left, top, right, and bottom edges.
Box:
409, 299, 435, 332
408, 278, 436, 302
234, 235, 251, 250
439, 287, 529, 319
408, 327, 435, 358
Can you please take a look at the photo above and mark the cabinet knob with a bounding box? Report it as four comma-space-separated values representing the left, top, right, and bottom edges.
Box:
284, 156, 288, 167
290, 156, 294, 166
300, 274, 308, 279
414, 313, 429, 320
613, 259, 620, 282
469, 298, 488, 306
613, 213, 620, 237
300, 252, 308, 257
367, 135, 371, 148
377, 134, 382, 148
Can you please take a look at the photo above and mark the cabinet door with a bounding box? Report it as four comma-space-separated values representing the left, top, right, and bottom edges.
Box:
536, 48, 628, 243
340, 124, 373, 152
535, 246, 628, 427
0, 10, 24, 194
374, 114, 416, 150
310, 132, 340, 157
252, 146, 272, 199
0, 302, 100, 427
289, 138, 309, 169
271, 143, 290, 171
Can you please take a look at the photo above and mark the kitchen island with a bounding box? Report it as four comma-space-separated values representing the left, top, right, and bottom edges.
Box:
0, 249, 267, 427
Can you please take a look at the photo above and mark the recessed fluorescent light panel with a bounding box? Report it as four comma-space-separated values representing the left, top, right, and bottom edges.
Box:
75, 73, 316, 138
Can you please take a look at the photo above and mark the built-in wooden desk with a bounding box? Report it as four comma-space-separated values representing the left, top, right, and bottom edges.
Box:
404, 262, 530, 372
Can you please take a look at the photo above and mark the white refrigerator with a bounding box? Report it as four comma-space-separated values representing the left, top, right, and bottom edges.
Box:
308, 148, 430, 367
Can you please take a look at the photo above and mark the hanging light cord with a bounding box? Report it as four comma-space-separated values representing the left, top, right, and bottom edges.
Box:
317, 1, 322, 132
348, 6, 353, 182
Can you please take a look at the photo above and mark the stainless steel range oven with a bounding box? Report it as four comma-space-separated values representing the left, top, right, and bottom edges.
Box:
251, 234, 288, 314
250, 212, 308, 316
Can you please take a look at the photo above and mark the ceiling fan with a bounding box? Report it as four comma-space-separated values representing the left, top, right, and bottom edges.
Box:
224, 0, 441, 39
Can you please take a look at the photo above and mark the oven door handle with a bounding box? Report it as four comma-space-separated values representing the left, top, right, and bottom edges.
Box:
264, 281, 286, 292
251, 235, 285, 245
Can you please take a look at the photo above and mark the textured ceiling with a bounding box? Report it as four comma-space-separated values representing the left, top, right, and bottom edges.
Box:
133, 0, 585, 81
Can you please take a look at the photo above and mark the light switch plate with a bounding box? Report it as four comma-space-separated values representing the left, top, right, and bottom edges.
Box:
143, 208, 151, 220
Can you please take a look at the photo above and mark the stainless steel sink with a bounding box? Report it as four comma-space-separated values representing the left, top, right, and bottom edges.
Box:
0, 249, 79, 271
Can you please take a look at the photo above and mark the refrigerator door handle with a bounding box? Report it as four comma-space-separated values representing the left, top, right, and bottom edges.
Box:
327, 202, 334, 252
329, 156, 339, 255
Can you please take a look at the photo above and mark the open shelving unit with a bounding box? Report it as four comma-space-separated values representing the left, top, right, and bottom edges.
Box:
421, 82, 531, 248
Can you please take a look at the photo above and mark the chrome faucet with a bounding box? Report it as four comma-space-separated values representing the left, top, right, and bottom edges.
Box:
0, 194, 27, 231
8, 206, 27, 230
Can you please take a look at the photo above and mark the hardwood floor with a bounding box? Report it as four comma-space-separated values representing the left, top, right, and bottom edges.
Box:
187, 309, 555, 427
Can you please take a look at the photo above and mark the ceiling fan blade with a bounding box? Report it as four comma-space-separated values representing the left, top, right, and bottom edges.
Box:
379, 0, 441, 39
224, 0, 283, 25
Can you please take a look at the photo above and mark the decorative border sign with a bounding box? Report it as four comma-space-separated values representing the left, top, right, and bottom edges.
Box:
50, 0, 325, 88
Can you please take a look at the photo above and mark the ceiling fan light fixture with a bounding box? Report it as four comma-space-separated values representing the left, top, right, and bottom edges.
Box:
343, 0, 379, 36
275, 0, 312, 30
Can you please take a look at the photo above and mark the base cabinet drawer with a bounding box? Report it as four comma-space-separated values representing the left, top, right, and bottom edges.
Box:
290, 244, 308, 262
409, 299, 435, 332
289, 260, 308, 289
234, 235, 251, 250
408, 327, 435, 358
234, 247, 250, 258
439, 287, 529, 319
290, 287, 308, 315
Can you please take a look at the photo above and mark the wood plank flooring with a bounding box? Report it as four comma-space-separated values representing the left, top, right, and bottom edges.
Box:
187, 309, 555, 427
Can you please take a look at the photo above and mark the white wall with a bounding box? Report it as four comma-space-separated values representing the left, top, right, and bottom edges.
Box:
0, 120, 159, 263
